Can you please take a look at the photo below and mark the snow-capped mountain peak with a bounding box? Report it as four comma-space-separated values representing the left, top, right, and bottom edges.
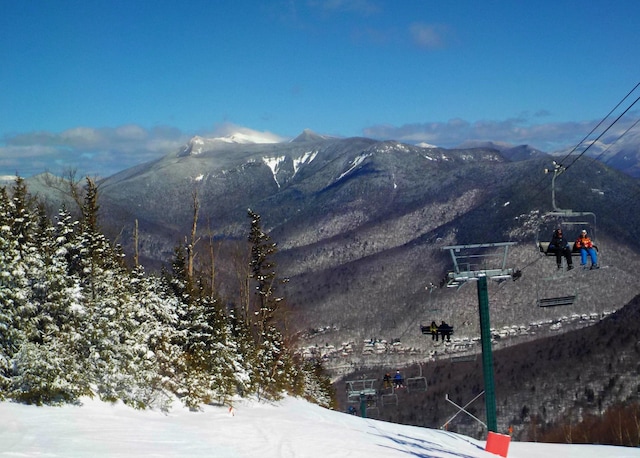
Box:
213, 131, 282, 144
179, 136, 215, 156
178, 131, 284, 157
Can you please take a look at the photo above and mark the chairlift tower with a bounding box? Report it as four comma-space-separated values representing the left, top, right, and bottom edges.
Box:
442, 242, 517, 433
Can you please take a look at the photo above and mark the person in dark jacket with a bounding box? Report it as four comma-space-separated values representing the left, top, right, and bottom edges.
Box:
383, 372, 392, 389
548, 228, 573, 270
438, 321, 453, 342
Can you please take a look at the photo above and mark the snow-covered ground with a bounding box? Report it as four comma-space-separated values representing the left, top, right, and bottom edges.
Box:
1, 396, 639, 458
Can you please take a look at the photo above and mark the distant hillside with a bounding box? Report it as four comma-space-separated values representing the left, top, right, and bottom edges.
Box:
336, 293, 640, 441
25, 133, 640, 367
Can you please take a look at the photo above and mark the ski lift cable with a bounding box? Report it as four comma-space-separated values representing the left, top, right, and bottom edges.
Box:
557, 116, 640, 195
524, 83, 640, 205
562, 94, 640, 173
514, 249, 547, 275
588, 117, 640, 167
555, 81, 640, 168
547, 97, 640, 207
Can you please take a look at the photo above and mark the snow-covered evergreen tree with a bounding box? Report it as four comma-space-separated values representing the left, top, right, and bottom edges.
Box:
228, 304, 258, 397
0, 186, 23, 397
296, 358, 336, 409
167, 246, 242, 409
246, 209, 294, 399
0, 178, 334, 409
0, 179, 85, 404
68, 179, 163, 407
128, 266, 180, 410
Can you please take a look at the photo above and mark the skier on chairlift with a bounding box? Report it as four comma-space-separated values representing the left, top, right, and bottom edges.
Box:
438, 321, 453, 342
393, 370, 404, 389
548, 228, 573, 270
429, 321, 438, 341
575, 229, 599, 269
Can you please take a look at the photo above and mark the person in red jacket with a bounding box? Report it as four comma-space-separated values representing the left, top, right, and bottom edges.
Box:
575, 229, 599, 269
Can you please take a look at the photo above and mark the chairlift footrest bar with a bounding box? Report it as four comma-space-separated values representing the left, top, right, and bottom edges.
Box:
537, 295, 576, 307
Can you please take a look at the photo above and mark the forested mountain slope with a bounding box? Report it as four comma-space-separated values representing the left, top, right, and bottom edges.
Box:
26, 134, 640, 365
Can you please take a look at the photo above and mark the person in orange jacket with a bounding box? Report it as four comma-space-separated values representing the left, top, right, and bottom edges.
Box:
575, 229, 598, 269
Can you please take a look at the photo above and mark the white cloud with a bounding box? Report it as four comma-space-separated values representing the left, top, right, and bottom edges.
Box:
60, 127, 104, 147
0, 123, 291, 178
2, 124, 188, 178
114, 124, 148, 141
362, 117, 621, 152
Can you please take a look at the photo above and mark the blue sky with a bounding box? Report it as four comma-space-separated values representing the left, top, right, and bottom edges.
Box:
2, 0, 639, 177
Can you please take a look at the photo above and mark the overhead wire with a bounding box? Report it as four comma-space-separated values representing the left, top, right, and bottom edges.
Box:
584, 117, 640, 166
562, 94, 640, 172
589, 116, 640, 220
555, 81, 640, 168
524, 82, 640, 205
549, 93, 640, 230
553, 95, 640, 198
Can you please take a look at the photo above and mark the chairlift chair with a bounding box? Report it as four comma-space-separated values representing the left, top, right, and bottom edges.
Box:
345, 379, 377, 404
536, 212, 597, 257
536, 162, 597, 257
380, 386, 399, 406
405, 364, 428, 393
420, 289, 454, 343
537, 295, 576, 307
535, 268, 578, 307
450, 353, 477, 363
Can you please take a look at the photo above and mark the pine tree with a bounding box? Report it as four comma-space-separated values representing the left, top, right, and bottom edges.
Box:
297, 358, 336, 409
228, 305, 258, 397
8, 176, 37, 257
0, 180, 87, 404
0, 177, 336, 408
167, 245, 242, 409
0, 185, 23, 396
0, 180, 43, 400
195, 287, 238, 405
129, 265, 181, 410
246, 209, 294, 399
16, 206, 89, 404
63, 178, 155, 406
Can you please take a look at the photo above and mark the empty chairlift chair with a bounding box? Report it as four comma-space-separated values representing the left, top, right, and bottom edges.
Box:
380, 386, 398, 406
345, 379, 378, 408
405, 364, 427, 393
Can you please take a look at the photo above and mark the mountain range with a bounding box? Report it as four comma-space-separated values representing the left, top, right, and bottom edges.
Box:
26, 130, 640, 366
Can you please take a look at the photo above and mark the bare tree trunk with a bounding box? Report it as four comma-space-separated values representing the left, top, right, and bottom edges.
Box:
208, 229, 215, 293
187, 189, 200, 281
230, 241, 251, 321
134, 219, 139, 267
